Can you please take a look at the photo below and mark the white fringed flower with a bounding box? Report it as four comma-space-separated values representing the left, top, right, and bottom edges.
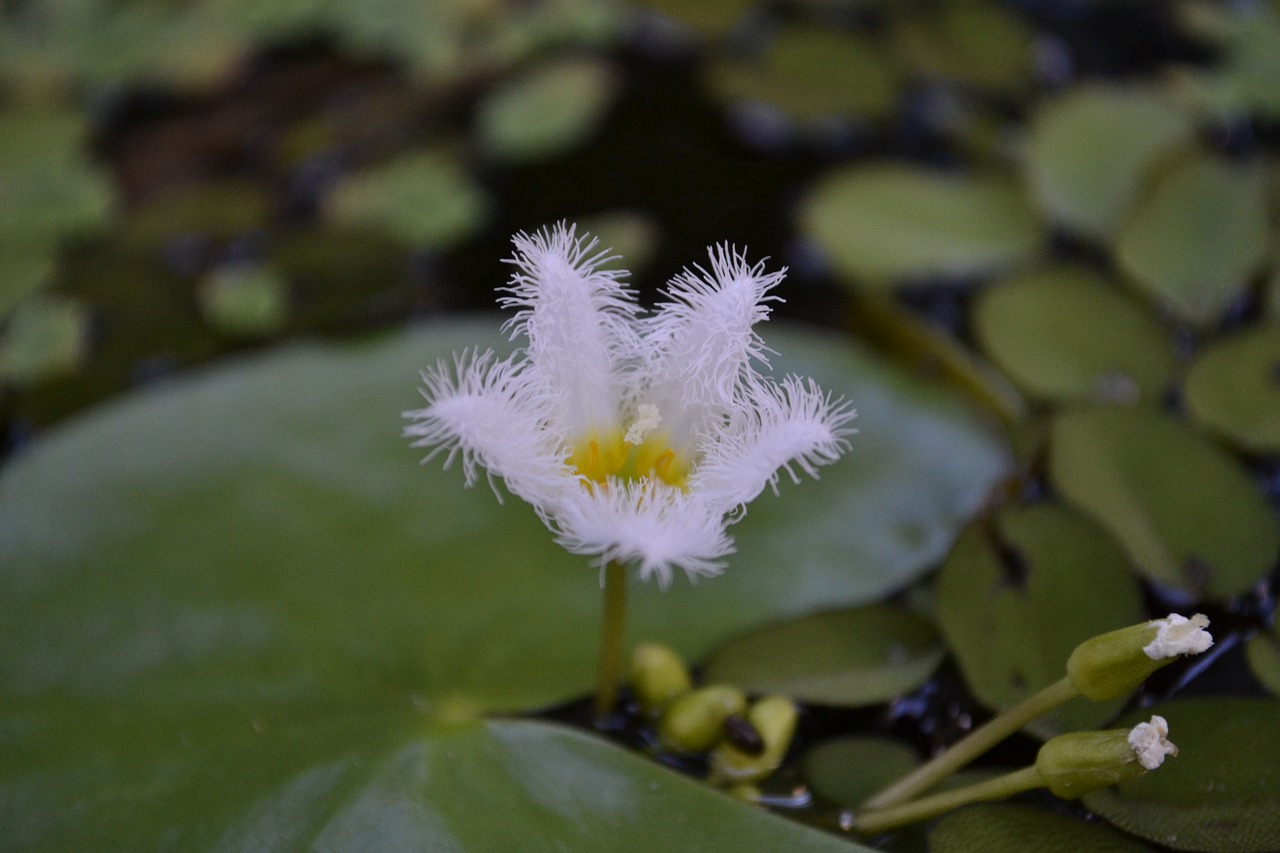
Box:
404, 223, 856, 586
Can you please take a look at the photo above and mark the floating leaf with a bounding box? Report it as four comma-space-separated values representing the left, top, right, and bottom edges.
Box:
0, 321, 1007, 714
973, 266, 1176, 406
1185, 324, 1280, 454
0, 247, 56, 321
1084, 698, 1280, 852
475, 56, 618, 163
803, 736, 920, 808
1, 712, 873, 852
1024, 85, 1193, 241
1049, 407, 1280, 600
702, 605, 944, 707
798, 164, 1041, 287
1247, 629, 1280, 698
935, 503, 1145, 737
892, 0, 1034, 95
325, 149, 490, 248
1171, 0, 1280, 120
575, 210, 660, 274
1116, 155, 1268, 328
707, 27, 898, 121
930, 804, 1156, 852
628, 0, 756, 37
198, 264, 290, 337
0, 294, 89, 386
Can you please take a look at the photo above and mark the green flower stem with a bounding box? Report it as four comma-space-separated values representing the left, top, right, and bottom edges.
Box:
855, 766, 1045, 835
594, 560, 628, 722
861, 675, 1078, 810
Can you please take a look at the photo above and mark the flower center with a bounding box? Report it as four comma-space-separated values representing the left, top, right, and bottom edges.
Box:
568, 406, 690, 488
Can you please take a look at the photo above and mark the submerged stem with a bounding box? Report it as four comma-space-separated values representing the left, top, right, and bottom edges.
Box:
594, 560, 628, 722
862, 675, 1078, 810
855, 766, 1044, 835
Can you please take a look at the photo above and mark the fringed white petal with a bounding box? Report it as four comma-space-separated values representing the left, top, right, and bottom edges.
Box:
692, 376, 857, 517
403, 349, 572, 510
499, 222, 641, 436
640, 245, 784, 446
553, 482, 734, 588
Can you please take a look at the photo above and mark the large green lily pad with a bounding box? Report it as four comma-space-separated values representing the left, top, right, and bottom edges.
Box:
0, 320, 1005, 712
1, 710, 871, 852
1049, 407, 1279, 600
1084, 698, 1280, 852
935, 503, 1145, 737
930, 803, 1156, 852
798, 163, 1042, 287
0, 319, 1009, 847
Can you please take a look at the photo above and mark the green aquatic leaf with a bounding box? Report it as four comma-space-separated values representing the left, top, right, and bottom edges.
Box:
198, 264, 290, 337
1185, 324, 1280, 454
892, 0, 1034, 95
1171, 0, 1280, 120
325, 149, 490, 248
973, 266, 1176, 406
1024, 84, 1193, 241
1049, 407, 1280, 600
930, 803, 1156, 852
703, 605, 944, 707
803, 736, 920, 809
0, 294, 89, 386
475, 56, 618, 164
1084, 698, 1280, 852
1, 711, 873, 852
1116, 154, 1268, 328
1247, 628, 1280, 699
0, 321, 1007, 714
799, 163, 1041, 287
707, 26, 898, 121
935, 503, 1145, 738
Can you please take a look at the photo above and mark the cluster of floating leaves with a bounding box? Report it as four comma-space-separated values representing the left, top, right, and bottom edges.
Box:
2, 0, 1280, 851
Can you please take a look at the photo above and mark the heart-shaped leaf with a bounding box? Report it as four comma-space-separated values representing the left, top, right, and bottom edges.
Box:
935, 502, 1145, 737
1049, 407, 1279, 600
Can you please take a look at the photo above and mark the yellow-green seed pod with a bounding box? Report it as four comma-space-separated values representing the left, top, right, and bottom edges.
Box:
658, 685, 747, 753
709, 695, 799, 784
1066, 614, 1212, 702
630, 642, 693, 716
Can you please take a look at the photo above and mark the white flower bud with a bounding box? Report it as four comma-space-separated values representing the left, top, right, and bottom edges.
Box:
1143, 613, 1213, 660
1128, 715, 1178, 770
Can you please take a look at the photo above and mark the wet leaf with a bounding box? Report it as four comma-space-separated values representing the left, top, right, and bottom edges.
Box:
973, 266, 1176, 406
1049, 407, 1280, 600
1024, 85, 1193, 241
798, 164, 1041, 287
475, 56, 618, 163
703, 605, 944, 707
198, 264, 290, 337
935, 503, 1145, 738
803, 736, 919, 809
1084, 698, 1280, 852
1116, 155, 1268, 328
1185, 324, 1280, 454
930, 804, 1156, 852
325, 149, 490, 248
707, 27, 898, 121
0, 321, 1007, 714
892, 0, 1034, 95
1, 712, 873, 852
0, 294, 89, 387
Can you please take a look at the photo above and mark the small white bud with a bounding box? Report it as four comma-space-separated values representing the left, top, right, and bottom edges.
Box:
1143, 613, 1213, 660
1128, 715, 1178, 770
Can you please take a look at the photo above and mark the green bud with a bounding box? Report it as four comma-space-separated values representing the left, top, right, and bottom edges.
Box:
1066, 614, 1212, 702
629, 642, 693, 716
658, 685, 747, 753
709, 695, 799, 784
1035, 716, 1176, 799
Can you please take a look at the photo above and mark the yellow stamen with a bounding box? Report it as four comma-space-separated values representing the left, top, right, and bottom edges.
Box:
568, 429, 689, 489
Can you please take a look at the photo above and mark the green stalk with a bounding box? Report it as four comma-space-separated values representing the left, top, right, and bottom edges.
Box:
593, 560, 628, 722
861, 675, 1078, 810
855, 766, 1044, 835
